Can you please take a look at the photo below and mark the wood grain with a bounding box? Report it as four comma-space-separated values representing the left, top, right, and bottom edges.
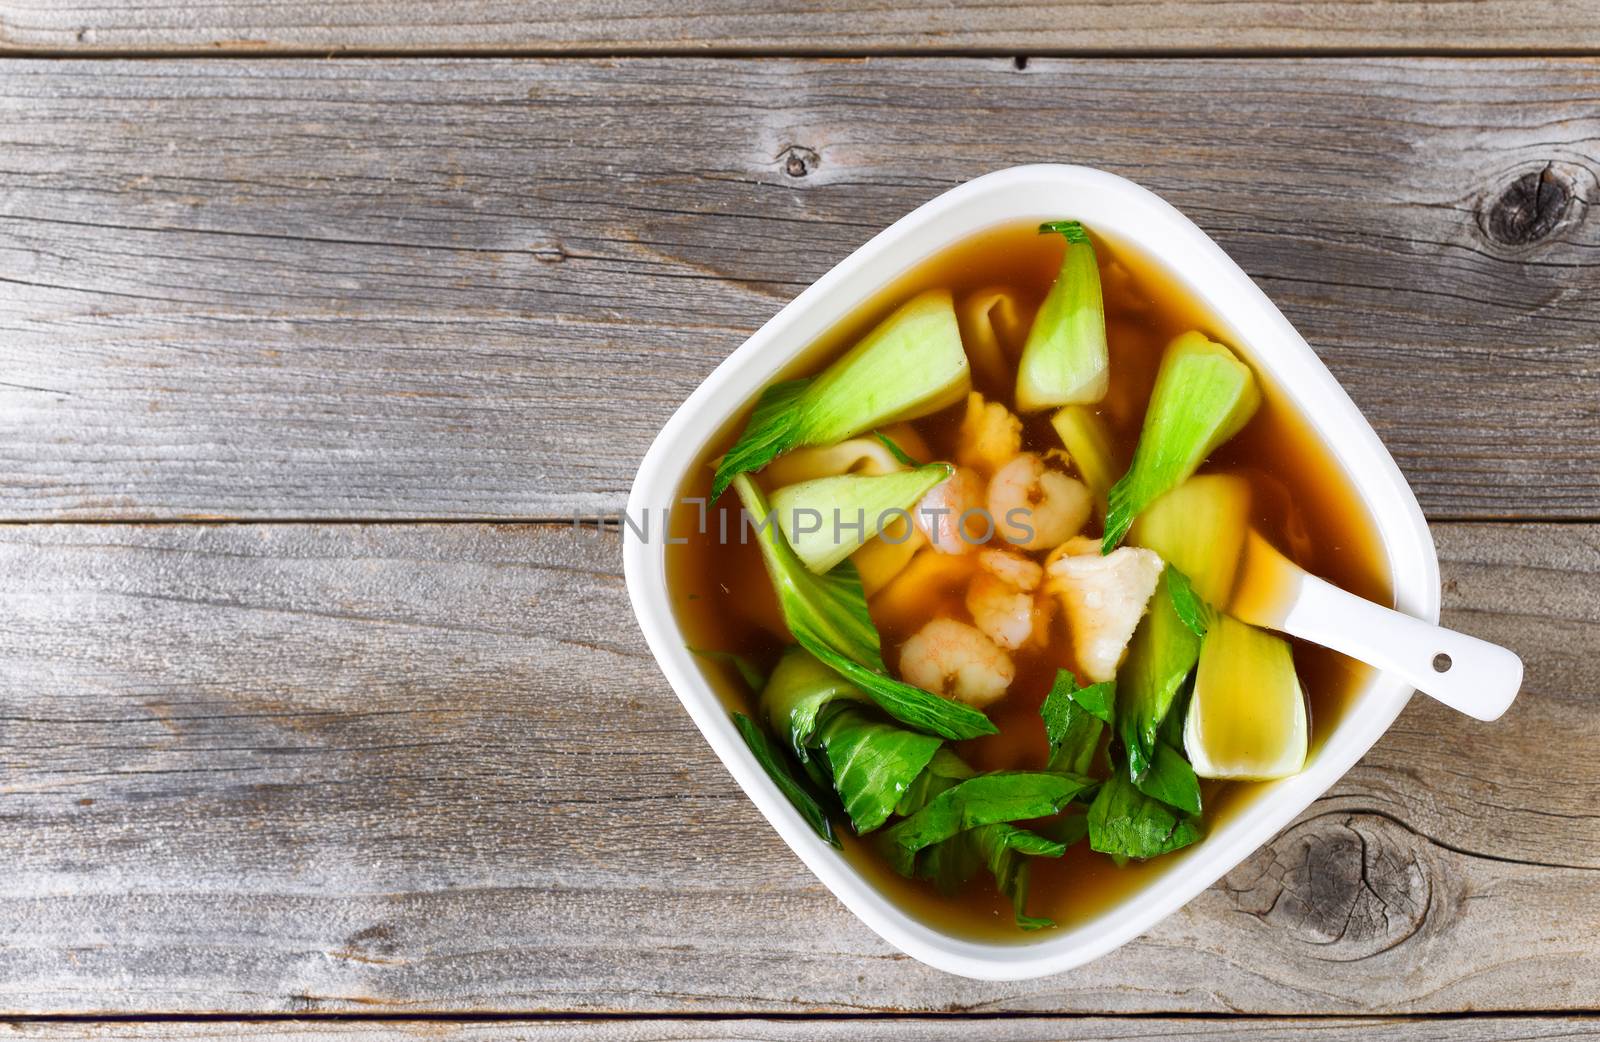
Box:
5, 0, 1600, 56
1, 58, 1598, 521
5, 1017, 1599, 1042
0, 520, 1593, 1015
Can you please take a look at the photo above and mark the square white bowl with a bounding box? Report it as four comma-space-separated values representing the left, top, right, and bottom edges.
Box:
623, 164, 1438, 980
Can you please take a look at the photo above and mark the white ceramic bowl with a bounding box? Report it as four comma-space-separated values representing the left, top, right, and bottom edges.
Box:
623, 164, 1438, 979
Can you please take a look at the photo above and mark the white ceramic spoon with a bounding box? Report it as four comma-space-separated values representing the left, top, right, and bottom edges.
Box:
1230, 531, 1523, 721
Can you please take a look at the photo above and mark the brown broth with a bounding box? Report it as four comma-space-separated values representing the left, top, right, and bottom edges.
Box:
664, 221, 1392, 940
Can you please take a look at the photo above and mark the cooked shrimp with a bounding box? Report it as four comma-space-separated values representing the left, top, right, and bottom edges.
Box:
914, 465, 986, 554
955, 392, 1022, 478
1047, 542, 1164, 682
988, 453, 1092, 551
966, 550, 1044, 650
898, 617, 1015, 708
977, 547, 1042, 591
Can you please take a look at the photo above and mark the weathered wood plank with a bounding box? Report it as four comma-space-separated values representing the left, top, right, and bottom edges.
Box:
1, 58, 1597, 521
5, 0, 1600, 55
6, 1016, 1599, 1042
0, 521, 1593, 1014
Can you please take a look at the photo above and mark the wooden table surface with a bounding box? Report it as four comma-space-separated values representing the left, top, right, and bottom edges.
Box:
2, 3, 1598, 1039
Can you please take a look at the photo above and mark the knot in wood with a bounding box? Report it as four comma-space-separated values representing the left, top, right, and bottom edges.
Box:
1222, 812, 1432, 962
1483, 165, 1573, 247
531, 241, 568, 264
782, 145, 819, 179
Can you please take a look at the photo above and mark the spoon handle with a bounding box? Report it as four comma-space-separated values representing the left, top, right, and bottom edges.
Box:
1272, 571, 1523, 721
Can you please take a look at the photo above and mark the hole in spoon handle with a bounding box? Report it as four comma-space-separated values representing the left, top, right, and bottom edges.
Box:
1432, 652, 1452, 673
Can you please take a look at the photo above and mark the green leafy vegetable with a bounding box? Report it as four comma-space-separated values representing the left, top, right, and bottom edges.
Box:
712, 289, 970, 498
759, 645, 867, 762
690, 646, 768, 692
733, 474, 997, 741
1087, 772, 1202, 860
815, 708, 943, 833
873, 430, 921, 467
710, 379, 809, 502
1103, 331, 1261, 551
1040, 670, 1114, 776
1164, 564, 1212, 638
1118, 474, 1250, 779
1039, 810, 1090, 849
1159, 672, 1194, 749
1016, 221, 1109, 412
882, 771, 1094, 874
770, 463, 951, 574
972, 823, 1068, 930
1132, 739, 1203, 816
1116, 566, 1202, 781
732, 712, 840, 848
895, 747, 974, 817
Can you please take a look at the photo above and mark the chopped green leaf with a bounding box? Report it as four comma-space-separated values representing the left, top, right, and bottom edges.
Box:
895, 747, 974, 817
1087, 771, 1202, 860
733, 474, 997, 741
1164, 564, 1212, 638
1039, 809, 1090, 849
972, 823, 1068, 930
1040, 670, 1114, 776
712, 290, 970, 498
1116, 567, 1203, 781
770, 463, 950, 574
882, 771, 1094, 874
732, 712, 839, 848
758, 646, 867, 762
710, 379, 809, 501
815, 708, 942, 833
1159, 672, 1194, 750
918, 828, 981, 894
689, 646, 768, 692
1132, 739, 1203, 816
1103, 332, 1261, 550
1016, 222, 1109, 412
873, 430, 921, 467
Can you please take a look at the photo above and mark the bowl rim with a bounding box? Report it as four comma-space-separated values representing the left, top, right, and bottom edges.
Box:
622, 163, 1439, 979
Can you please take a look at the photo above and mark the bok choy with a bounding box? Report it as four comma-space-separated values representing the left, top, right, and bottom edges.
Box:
1185, 612, 1308, 781
732, 712, 840, 848
881, 770, 1093, 875
1015, 221, 1110, 412
815, 708, 943, 832
760, 645, 867, 761
733, 474, 997, 741
771, 463, 951, 574
712, 289, 970, 498
1117, 474, 1252, 779
1102, 332, 1260, 551
1087, 770, 1201, 860
1049, 404, 1120, 511
1040, 669, 1114, 776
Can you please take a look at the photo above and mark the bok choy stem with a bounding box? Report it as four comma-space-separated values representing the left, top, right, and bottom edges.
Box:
1015, 221, 1110, 412
771, 463, 951, 574
712, 290, 970, 498
1102, 331, 1261, 551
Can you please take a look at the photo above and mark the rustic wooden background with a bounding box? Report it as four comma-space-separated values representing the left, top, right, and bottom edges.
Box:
1, 3, 1598, 1039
